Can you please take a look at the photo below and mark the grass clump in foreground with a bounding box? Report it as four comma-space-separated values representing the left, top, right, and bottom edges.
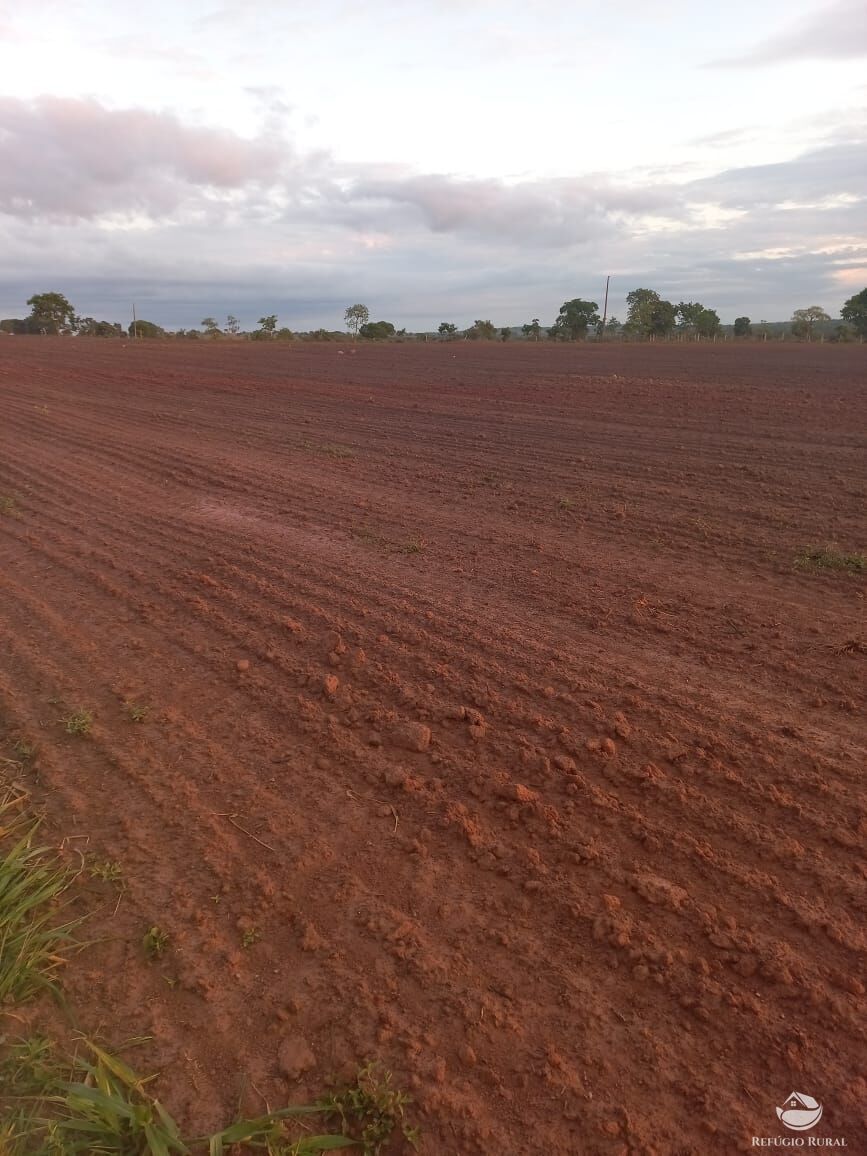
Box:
0, 788, 419, 1154
0, 791, 80, 1004
795, 546, 866, 573
1, 1037, 416, 1155
321, 1061, 420, 1154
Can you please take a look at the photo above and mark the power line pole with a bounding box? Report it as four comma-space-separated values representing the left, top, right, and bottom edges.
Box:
132, 303, 138, 340
600, 275, 610, 338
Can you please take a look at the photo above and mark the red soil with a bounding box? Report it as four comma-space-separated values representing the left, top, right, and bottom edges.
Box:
0, 338, 865, 1153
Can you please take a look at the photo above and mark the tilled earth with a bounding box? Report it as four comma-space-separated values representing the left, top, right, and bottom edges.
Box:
0, 337, 864, 1154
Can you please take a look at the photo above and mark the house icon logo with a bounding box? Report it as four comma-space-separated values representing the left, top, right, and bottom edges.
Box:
776, 1092, 823, 1132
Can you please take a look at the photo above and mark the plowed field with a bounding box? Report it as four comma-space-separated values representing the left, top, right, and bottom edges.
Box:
1, 338, 864, 1153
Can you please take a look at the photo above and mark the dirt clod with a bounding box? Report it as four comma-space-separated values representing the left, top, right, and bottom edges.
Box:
277, 1035, 316, 1079
393, 721, 431, 752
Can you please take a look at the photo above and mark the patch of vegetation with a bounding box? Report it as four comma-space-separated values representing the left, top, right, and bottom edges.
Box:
63, 710, 93, 736
321, 443, 355, 460
0, 791, 80, 1004
321, 1060, 419, 1154
0, 778, 419, 1155
1, 1039, 416, 1155
89, 858, 123, 885
395, 537, 426, 555
142, 925, 170, 959
795, 546, 866, 574
557, 497, 574, 511
1, 1037, 190, 1156
0, 495, 21, 517
12, 738, 36, 762
303, 440, 355, 460
352, 527, 427, 557
125, 703, 150, 723
351, 527, 389, 549
241, 926, 261, 949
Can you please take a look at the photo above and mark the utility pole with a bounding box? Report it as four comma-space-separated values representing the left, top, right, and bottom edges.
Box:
132, 303, 138, 340
600, 275, 610, 338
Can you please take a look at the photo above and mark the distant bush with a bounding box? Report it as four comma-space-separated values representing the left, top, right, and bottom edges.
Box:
127, 320, 164, 338
359, 320, 396, 340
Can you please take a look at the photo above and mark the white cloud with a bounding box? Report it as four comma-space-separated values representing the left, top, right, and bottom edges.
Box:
715, 0, 867, 65
1, 2, 865, 326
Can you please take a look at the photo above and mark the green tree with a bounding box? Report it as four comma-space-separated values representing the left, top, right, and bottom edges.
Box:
359, 320, 396, 340
791, 305, 830, 341
626, 288, 676, 338
77, 318, 123, 337
466, 319, 497, 340
733, 316, 752, 337
344, 304, 369, 337
675, 301, 719, 336
552, 298, 600, 341
675, 301, 703, 332
521, 318, 543, 341
438, 322, 458, 339
841, 288, 867, 337
258, 314, 278, 335
26, 291, 76, 334
226, 314, 241, 335
201, 317, 221, 337
695, 308, 720, 338
127, 320, 164, 338
500, 327, 512, 341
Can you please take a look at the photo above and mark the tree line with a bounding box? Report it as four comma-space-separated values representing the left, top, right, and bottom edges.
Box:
3, 288, 867, 342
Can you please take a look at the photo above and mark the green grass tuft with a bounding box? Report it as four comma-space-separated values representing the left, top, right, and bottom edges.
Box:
395, 537, 426, 556
12, 738, 36, 762
1, 1039, 416, 1155
89, 858, 123, 885
63, 710, 93, 737
0, 793, 80, 1004
143, 925, 170, 959
0, 784, 418, 1155
795, 546, 866, 573
319, 1060, 419, 1154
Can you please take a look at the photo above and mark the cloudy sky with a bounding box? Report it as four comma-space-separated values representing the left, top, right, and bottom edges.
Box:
1, 0, 865, 329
